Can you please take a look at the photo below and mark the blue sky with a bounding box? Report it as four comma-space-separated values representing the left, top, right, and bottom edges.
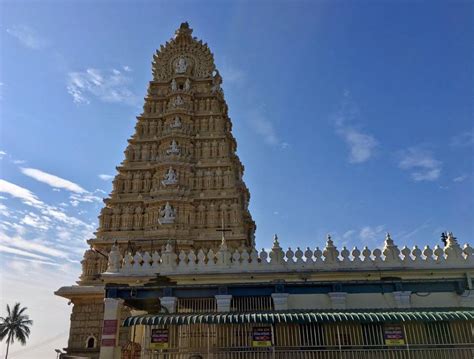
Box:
0, 1, 473, 357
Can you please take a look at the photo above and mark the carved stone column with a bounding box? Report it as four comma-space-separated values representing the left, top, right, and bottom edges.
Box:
271, 293, 289, 311
160, 296, 177, 313
328, 292, 347, 310
99, 298, 124, 359
392, 291, 411, 308
215, 295, 232, 312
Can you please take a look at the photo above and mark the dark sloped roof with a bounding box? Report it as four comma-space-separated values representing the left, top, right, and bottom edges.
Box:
123, 309, 474, 327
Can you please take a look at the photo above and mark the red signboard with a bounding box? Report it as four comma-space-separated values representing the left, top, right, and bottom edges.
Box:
102, 320, 118, 335
101, 338, 116, 347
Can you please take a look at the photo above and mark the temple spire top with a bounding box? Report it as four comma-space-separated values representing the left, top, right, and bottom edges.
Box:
174, 22, 193, 40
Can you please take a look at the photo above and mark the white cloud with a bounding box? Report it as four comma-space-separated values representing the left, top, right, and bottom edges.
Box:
337, 127, 378, 163
0, 150, 6, 159
334, 91, 378, 164
98, 174, 114, 181
220, 63, 245, 85
342, 229, 356, 239
123, 65, 132, 72
450, 129, 474, 147
398, 147, 442, 182
0, 244, 50, 260
359, 225, 385, 241
21, 167, 87, 193
20, 212, 51, 231
0, 232, 68, 259
248, 109, 285, 147
6, 25, 46, 49
20, 167, 101, 207
0, 179, 93, 229
67, 68, 137, 105
453, 175, 468, 183
0, 178, 43, 206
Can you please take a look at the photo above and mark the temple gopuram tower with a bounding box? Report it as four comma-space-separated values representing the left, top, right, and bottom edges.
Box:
57, 22, 255, 357
96, 22, 254, 253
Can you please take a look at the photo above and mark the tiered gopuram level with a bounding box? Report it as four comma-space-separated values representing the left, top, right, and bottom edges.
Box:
94, 22, 254, 253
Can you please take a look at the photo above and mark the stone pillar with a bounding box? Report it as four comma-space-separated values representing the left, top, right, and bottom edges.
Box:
99, 298, 124, 359
160, 296, 177, 313
328, 292, 347, 310
392, 291, 411, 308
215, 295, 232, 312
459, 290, 474, 307
271, 293, 289, 311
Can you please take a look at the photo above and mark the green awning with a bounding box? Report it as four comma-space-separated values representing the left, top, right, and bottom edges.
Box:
123, 309, 474, 327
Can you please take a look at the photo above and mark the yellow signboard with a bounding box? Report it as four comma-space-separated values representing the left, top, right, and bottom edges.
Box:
150, 328, 169, 349
252, 327, 272, 347
384, 325, 405, 346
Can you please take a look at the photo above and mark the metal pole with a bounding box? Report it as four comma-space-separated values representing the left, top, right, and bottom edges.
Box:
207, 325, 210, 358
336, 325, 342, 359
403, 324, 411, 359
271, 324, 276, 359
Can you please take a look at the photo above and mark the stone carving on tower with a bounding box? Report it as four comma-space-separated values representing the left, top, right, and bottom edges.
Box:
84, 22, 255, 271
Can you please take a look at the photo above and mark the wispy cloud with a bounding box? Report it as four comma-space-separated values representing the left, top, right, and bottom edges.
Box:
6, 25, 46, 50
398, 147, 442, 182
220, 62, 245, 85
66, 68, 137, 105
20, 212, 51, 231
450, 129, 474, 147
20, 167, 102, 206
359, 225, 385, 242
453, 174, 468, 183
0, 232, 68, 259
0, 179, 93, 229
21, 167, 87, 193
0, 244, 50, 260
98, 174, 114, 181
0, 178, 43, 206
0, 150, 7, 159
342, 229, 356, 239
248, 109, 287, 148
333, 91, 378, 164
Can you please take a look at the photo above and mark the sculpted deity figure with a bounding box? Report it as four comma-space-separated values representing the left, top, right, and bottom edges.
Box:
133, 206, 143, 229
175, 57, 188, 74
151, 143, 158, 160
159, 202, 176, 224
170, 116, 182, 129
184, 78, 191, 91
166, 140, 180, 155
143, 172, 152, 192
173, 96, 184, 108
99, 207, 112, 229
124, 172, 133, 193
152, 171, 161, 190
161, 167, 178, 186
122, 206, 133, 230
132, 172, 142, 192
211, 70, 223, 94
171, 78, 177, 92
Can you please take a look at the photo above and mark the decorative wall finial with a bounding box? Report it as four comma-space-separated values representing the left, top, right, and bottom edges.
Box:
273, 234, 280, 247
